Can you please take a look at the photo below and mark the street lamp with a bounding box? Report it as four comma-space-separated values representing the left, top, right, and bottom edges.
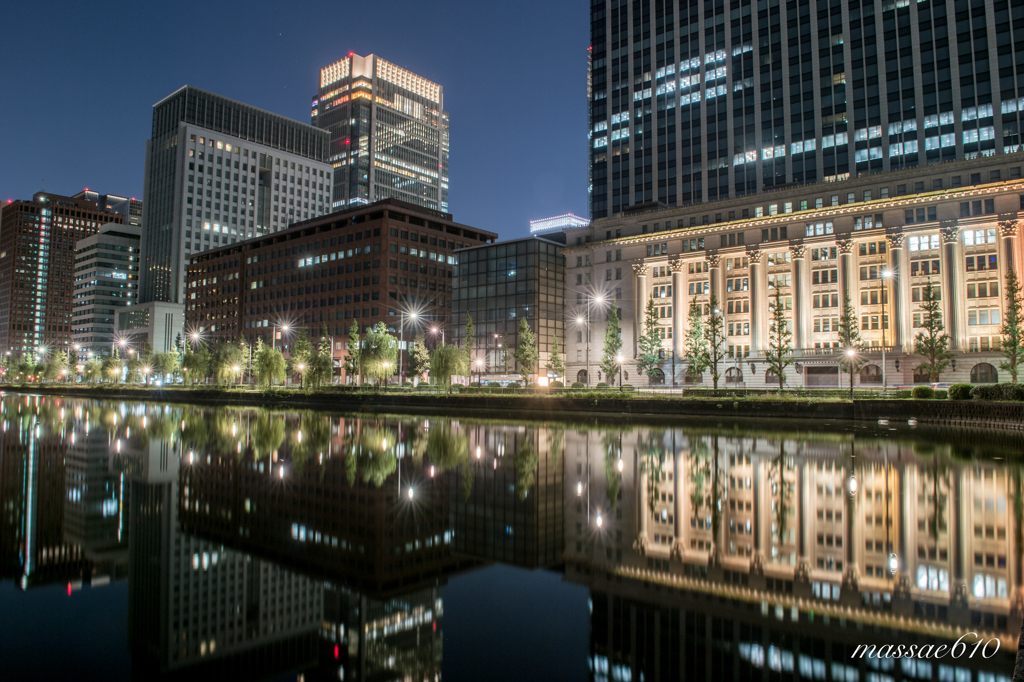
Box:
880, 268, 892, 392
273, 322, 290, 350
475, 358, 483, 385
398, 310, 418, 383
846, 348, 857, 400
616, 353, 623, 392
381, 361, 390, 389
578, 295, 605, 388
430, 326, 444, 346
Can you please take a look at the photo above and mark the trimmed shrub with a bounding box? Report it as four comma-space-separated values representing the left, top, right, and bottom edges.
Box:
551, 381, 564, 388
971, 384, 1000, 400
911, 386, 935, 399
596, 382, 610, 389
415, 383, 432, 391
506, 381, 520, 389
934, 389, 948, 400
470, 381, 481, 388
571, 382, 586, 389
487, 381, 503, 388
1000, 383, 1024, 401
948, 383, 973, 400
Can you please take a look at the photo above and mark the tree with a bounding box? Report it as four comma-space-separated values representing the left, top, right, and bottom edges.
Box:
513, 318, 539, 384
635, 298, 664, 383
704, 295, 726, 389
310, 326, 334, 388
430, 343, 468, 393
598, 306, 622, 385
212, 341, 244, 386
1000, 269, 1023, 383
290, 328, 313, 387
44, 351, 68, 382
84, 358, 102, 383
362, 322, 398, 387
913, 280, 955, 382
344, 322, 361, 385
464, 313, 475, 365
182, 344, 210, 384
153, 352, 179, 382
764, 287, 794, 390
682, 295, 709, 382
546, 332, 566, 380
102, 356, 124, 383
254, 338, 286, 388
125, 354, 144, 384
237, 336, 251, 384
409, 333, 432, 382
837, 292, 864, 396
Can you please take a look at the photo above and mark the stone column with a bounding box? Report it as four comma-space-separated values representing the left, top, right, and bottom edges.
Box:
790, 244, 807, 350
886, 232, 905, 352
1000, 219, 1020, 274
748, 249, 763, 352
837, 237, 854, 303
671, 258, 685, 366
633, 263, 649, 358
707, 253, 721, 302
940, 224, 963, 350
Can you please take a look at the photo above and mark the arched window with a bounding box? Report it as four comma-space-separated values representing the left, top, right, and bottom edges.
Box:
913, 366, 931, 384
765, 368, 782, 384
648, 368, 665, 385
726, 367, 744, 383
970, 363, 998, 384
684, 373, 703, 385
860, 364, 882, 384
576, 369, 588, 384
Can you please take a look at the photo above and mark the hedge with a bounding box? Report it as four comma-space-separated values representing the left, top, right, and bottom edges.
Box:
970, 383, 1024, 401
948, 383, 973, 400
911, 386, 935, 399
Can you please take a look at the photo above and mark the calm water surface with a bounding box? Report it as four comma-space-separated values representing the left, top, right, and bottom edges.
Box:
0, 393, 1020, 682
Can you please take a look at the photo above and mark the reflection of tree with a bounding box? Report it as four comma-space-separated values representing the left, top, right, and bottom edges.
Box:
252, 412, 285, 460
688, 437, 723, 542
427, 422, 468, 472
638, 430, 665, 516
181, 409, 209, 449
514, 435, 538, 500
602, 430, 623, 510
355, 426, 398, 487
768, 442, 792, 545
546, 426, 564, 472
291, 413, 331, 471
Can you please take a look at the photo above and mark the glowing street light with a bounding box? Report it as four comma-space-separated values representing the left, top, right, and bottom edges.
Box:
596, 512, 603, 528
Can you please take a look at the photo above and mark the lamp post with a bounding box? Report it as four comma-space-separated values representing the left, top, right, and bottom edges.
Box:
845, 348, 857, 400
578, 295, 604, 388
475, 358, 483, 385
616, 353, 623, 392
431, 326, 444, 346
880, 269, 892, 392
272, 322, 290, 350
399, 311, 418, 383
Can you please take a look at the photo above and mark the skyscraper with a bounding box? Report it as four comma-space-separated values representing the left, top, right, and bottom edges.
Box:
0, 192, 124, 354
139, 86, 332, 305
71, 222, 140, 357
312, 53, 449, 212
587, 0, 1018, 219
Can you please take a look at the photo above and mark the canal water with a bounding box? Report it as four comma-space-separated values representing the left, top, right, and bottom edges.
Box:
0, 392, 1020, 682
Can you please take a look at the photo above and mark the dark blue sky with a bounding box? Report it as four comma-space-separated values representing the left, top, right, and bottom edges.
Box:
0, 0, 589, 241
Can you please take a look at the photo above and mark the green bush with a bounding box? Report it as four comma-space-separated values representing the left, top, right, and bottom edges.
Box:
470, 381, 481, 388
571, 382, 585, 389
948, 383, 973, 400
551, 381, 564, 388
415, 383, 433, 391
911, 386, 935, 399
934, 389, 948, 400
970, 383, 1024, 401
596, 382, 610, 389
506, 381, 520, 389
487, 381, 503, 388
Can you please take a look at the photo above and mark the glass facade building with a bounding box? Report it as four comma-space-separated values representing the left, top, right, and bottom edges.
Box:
453, 236, 566, 382
312, 54, 449, 213
71, 222, 140, 356
140, 86, 332, 305
589, 0, 1024, 219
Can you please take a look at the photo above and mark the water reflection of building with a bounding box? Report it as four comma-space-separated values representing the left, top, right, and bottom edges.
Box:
448, 424, 565, 568
0, 395, 95, 585
121, 407, 322, 680
564, 427, 1024, 652
177, 415, 474, 595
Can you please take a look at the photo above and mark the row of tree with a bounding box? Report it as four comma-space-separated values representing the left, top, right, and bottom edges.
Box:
593, 269, 1024, 389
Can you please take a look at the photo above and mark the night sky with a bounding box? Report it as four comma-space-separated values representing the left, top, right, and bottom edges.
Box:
0, 0, 590, 241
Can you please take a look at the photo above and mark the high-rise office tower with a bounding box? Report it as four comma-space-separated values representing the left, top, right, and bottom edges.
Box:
140, 86, 332, 305
588, 0, 1019, 219
0, 192, 124, 353
73, 190, 143, 227
71, 222, 140, 356
312, 53, 449, 212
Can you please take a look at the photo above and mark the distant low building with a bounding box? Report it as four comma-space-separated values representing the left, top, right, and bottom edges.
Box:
71, 222, 140, 357
529, 212, 589, 235
117, 301, 184, 355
